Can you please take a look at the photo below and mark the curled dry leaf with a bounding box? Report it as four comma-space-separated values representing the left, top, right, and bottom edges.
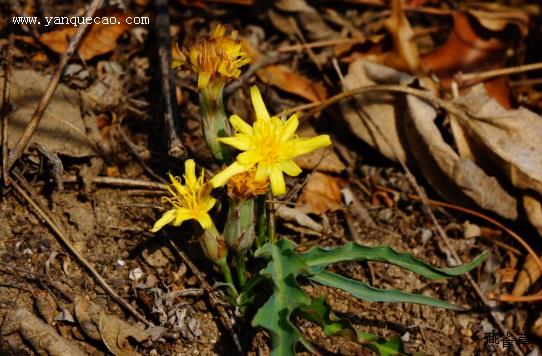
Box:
40, 11, 132, 61
340, 60, 414, 162
452, 85, 542, 197
512, 253, 541, 297
74, 296, 150, 356
297, 172, 346, 215
256, 65, 327, 103
421, 12, 518, 107
3, 309, 86, 356
405, 92, 518, 220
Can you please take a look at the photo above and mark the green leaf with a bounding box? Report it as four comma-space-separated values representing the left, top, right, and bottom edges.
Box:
252, 239, 312, 356
297, 297, 405, 356
300, 243, 488, 278
309, 270, 461, 310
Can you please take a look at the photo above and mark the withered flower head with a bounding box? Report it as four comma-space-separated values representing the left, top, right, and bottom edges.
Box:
226, 168, 269, 200
173, 24, 250, 90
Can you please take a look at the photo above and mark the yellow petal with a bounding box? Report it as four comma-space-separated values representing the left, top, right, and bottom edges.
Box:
196, 213, 213, 229
280, 114, 299, 141
269, 165, 286, 196
173, 208, 192, 226
210, 161, 248, 187
201, 196, 217, 212
184, 159, 197, 188
151, 209, 176, 232
237, 150, 261, 165
218, 135, 252, 151
229, 114, 253, 135
168, 173, 187, 196
293, 135, 331, 156
250, 86, 270, 121
280, 160, 302, 177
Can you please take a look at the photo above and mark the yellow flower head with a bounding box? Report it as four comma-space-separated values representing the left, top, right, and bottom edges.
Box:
210, 86, 332, 196
173, 25, 250, 89
152, 159, 216, 232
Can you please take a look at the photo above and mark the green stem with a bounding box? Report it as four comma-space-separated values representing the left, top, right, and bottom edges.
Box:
256, 195, 267, 248
235, 252, 247, 287
199, 84, 233, 163
216, 257, 238, 298
266, 194, 276, 244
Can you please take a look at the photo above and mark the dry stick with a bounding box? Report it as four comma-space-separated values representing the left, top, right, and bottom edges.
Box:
154, 0, 186, 159
460, 61, 542, 82
168, 240, 244, 354
1, 17, 14, 187
62, 175, 168, 190
277, 38, 361, 53
10, 171, 154, 327
340, 86, 524, 355
7, 0, 103, 170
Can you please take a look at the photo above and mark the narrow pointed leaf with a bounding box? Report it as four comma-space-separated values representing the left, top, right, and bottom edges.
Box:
300, 243, 488, 278
309, 270, 461, 310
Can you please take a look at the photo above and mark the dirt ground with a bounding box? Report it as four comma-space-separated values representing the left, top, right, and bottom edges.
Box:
1, 0, 542, 355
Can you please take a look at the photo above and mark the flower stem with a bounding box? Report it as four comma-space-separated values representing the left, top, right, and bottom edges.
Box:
199, 84, 232, 163
266, 194, 276, 244
256, 195, 267, 248
235, 252, 247, 287
216, 257, 238, 298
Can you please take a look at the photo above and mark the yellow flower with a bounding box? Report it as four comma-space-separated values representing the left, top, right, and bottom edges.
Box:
173, 24, 250, 89
152, 159, 216, 232
210, 86, 332, 196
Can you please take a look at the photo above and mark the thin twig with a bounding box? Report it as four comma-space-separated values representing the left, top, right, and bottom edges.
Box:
155, 0, 186, 159
277, 38, 361, 53
7, 0, 103, 170
62, 175, 168, 190
10, 170, 154, 327
168, 240, 244, 354
1, 10, 14, 187
459, 61, 542, 82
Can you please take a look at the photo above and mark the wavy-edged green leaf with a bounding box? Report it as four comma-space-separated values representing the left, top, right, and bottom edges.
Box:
297, 297, 405, 356
252, 239, 312, 356
309, 270, 461, 310
300, 243, 488, 278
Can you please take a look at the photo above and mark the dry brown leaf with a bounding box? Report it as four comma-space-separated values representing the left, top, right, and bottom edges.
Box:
74, 296, 150, 356
405, 92, 518, 220
466, 4, 529, 36
275, 205, 323, 232
453, 85, 542, 197
8, 69, 95, 157
275, 0, 338, 41
294, 125, 345, 173
256, 65, 327, 102
297, 172, 346, 215
340, 60, 414, 162
3, 309, 86, 356
421, 12, 513, 107
40, 11, 132, 60
381, 0, 423, 75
